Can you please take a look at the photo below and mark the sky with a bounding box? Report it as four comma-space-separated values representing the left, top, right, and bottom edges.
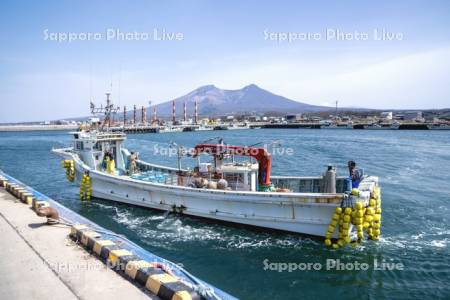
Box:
0, 0, 450, 123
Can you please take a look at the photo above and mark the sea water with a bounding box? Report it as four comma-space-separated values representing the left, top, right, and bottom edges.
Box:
0, 129, 449, 299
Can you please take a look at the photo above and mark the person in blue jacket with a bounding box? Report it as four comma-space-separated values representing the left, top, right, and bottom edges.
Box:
348, 160, 362, 188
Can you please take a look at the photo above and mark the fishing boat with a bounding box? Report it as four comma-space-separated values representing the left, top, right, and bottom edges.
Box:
363, 122, 399, 130
159, 125, 184, 133
52, 95, 382, 245
321, 122, 353, 129
195, 124, 215, 131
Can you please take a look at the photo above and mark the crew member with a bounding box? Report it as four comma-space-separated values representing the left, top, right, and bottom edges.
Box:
348, 160, 362, 188
128, 151, 139, 174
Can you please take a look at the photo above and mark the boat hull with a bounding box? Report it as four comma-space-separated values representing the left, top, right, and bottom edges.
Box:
52, 148, 379, 238
86, 171, 341, 236
55, 153, 346, 237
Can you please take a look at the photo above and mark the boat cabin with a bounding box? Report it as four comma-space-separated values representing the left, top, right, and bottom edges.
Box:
192, 143, 272, 191
72, 131, 126, 172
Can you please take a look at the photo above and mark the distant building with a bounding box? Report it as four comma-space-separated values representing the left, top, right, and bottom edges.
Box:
320, 119, 333, 125
247, 116, 261, 122
394, 114, 405, 120
309, 116, 322, 122
285, 114, 302, 123
396, 111, 424, 122
380, 112, 393, 120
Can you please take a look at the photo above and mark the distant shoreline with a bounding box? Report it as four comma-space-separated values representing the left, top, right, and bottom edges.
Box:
0, 124, 78, 132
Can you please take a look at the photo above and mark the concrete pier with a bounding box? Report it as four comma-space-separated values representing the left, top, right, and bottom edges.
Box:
0, 189, 156, 300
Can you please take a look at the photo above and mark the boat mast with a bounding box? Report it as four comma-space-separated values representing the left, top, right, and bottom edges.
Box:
90, 93, 120, 131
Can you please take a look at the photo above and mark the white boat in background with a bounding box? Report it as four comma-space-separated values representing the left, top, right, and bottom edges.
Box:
364, 123, 399, 130
159, 126, 183, 133
225, 123, 251, 130
321, 122, 353, 129
51, 95, 381, 243
196, 124, 214, 131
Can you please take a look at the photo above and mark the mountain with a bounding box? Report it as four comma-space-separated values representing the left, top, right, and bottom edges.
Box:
153, 84, 331, 117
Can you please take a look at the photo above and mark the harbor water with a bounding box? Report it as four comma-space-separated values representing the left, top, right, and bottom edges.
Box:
0, 129, 449, 299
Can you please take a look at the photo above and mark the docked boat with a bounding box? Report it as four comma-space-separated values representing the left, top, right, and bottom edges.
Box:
363, 123, 399, 130
159, 125, 183, 133
196, 124, 215, 131
214, 123, 250, 130
52, 96, 382, 248
321, 122, 353, 129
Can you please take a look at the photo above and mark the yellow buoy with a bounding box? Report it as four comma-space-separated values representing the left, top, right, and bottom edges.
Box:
351, 188, 359, 196
355, 201, 363, 210
79, 173, 92, 201
353, 218, 363, 225
364, 215, 373, 222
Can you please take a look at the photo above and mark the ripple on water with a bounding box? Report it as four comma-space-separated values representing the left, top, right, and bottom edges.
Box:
1, 129, 450, 300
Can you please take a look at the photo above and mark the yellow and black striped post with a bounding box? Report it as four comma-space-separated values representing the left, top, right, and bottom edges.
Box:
70, 225, 201, 300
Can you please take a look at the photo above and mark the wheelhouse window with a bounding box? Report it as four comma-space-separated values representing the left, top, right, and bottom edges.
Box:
93, 142, 101, 151
75, 141, 84, 150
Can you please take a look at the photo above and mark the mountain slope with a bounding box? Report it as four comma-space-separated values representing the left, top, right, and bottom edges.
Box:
153, 84, 331, 116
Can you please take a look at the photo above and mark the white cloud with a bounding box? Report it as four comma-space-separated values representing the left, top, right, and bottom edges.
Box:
198, 47, 450, 109
1, 47, 449, 123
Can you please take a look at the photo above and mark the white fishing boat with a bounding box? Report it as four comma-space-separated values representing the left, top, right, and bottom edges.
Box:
364, 123, 398, 130
215, 123, 250, 130
228, 123, 250, 130
52, 95, 382, 246
159, 126, 184, 133
196, 124, 214, 131
321, 122, 353, 129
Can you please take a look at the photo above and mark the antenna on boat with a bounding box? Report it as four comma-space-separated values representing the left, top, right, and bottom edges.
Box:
90, 93, 120, 131
170, 142, 186, 171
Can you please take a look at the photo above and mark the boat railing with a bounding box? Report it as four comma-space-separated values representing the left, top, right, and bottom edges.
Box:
136, 159, 180, 174
271, 176, 347, 193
